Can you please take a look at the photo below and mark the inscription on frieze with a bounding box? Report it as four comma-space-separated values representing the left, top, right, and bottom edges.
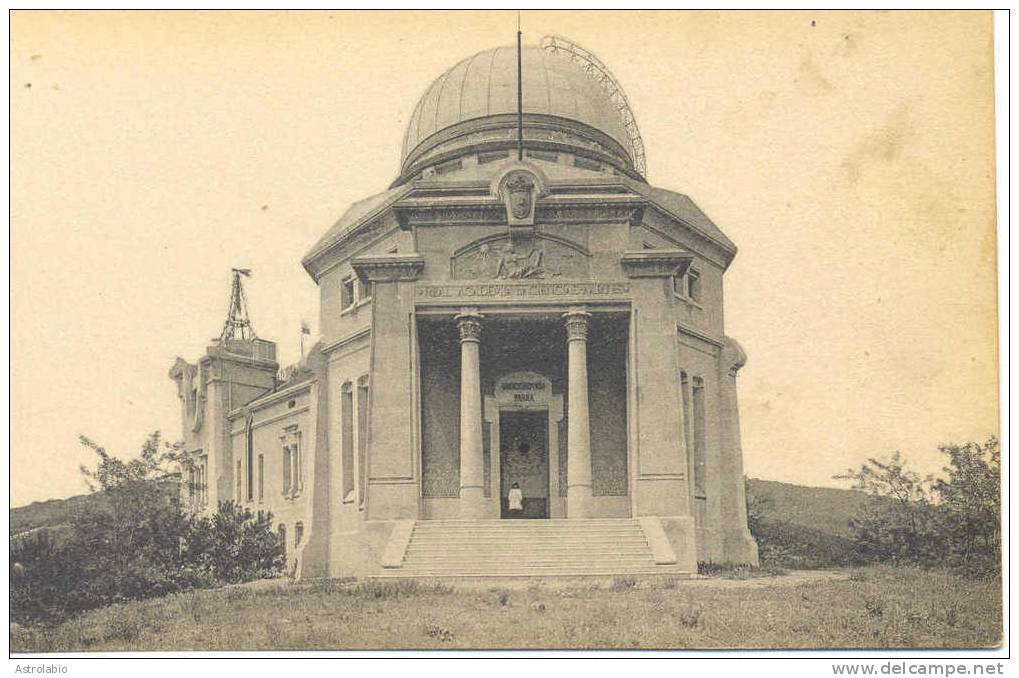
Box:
416, 281, 631, 302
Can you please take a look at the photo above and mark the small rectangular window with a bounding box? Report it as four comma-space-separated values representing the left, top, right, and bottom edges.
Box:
357, 377, 369, 506
282, 447, 292, 495
341, 277, 356, 310
673, 273, 685, 296
573, 155, 601, 171
295, 522, 304, 546
341, 383, 355, 500
258, 454, 264, 502
433, 158, 462, 175
526, 149, 558, 162
692, 377, 706, 497
478, 150, 509, 165
687, 270, 701, 302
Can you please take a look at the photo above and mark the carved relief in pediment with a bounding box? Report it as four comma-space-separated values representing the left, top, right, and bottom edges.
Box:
452, 235, 590, 281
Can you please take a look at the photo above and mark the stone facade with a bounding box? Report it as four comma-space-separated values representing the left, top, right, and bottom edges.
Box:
169, 41, 758, 578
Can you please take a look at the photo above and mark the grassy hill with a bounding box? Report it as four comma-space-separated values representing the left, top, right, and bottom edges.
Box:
12, 476, 874, 569
10, 478, 179, 535
12, 478, 866, 537
746, 478, 872, 538
745, 478, 880, 569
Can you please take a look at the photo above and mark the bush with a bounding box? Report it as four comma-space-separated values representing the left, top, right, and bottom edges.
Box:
835, 438, 1000, 578
184, 502, 285, 584
9, 433, 285, 625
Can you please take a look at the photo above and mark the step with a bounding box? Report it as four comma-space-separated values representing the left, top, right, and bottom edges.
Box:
409, 532, 646, 538
403, 555, 655, 564
405, 546, 653, 554
412, 526, 640, 532
417, 519, 634, 525
406, 546, 651, 555
406, 537, 648, 546
385, 567, 688, 577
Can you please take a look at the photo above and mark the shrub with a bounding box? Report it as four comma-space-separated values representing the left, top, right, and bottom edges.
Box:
835, 438, 1000, 578
10, 433, 285, 625
184, 502, 285, 584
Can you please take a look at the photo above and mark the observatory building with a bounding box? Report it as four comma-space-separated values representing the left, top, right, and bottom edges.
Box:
170, 38, 758, 578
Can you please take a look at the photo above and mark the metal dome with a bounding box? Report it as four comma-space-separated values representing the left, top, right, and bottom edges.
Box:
401, 42, 643, 178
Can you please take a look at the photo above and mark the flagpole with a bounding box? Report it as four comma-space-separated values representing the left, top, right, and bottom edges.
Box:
516, 20, 523, 161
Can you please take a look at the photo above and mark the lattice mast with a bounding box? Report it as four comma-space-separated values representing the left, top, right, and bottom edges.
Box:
540, 35, 647, 178
219, 268, 257, 343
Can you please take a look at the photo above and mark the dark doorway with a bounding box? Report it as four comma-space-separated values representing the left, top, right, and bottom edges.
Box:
499, 410, 549, 519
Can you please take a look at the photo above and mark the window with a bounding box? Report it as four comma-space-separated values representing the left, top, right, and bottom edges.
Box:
281, 427, 301, 498
357, 376, 369, 506
295, 522, 304, 546
278, 524, 287, 556
478, 150, 508, 165
526, 149, 558, 162
433, 158, 462, 175
674, 268, 702, 303
341, 276, 356, 311
258, 454, 264, 502
680, 371, 694, 485
246, 417, 254, 502
282, 446, 292, 495
341, 382, 355, 501
357, 278, 372, 304
195, 455, 207, 508
692, 377, 706, 498
687, 269, 702, 302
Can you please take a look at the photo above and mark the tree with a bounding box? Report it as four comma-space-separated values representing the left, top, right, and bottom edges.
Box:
184, 501, 285, 584
834, 452, 942, 565
11, 432, 285, 624
835, 439, 1001, 576
933, 437, 1000, 574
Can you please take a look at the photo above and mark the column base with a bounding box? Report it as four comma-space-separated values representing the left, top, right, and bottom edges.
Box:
460, 487, 487, 519
566, 485, 592, 519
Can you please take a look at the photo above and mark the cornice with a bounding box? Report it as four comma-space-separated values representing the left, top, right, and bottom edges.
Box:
321, 326, 372, 354
228, 378, 316, 420
351, 253, 425, 283
620, 250, 694, 279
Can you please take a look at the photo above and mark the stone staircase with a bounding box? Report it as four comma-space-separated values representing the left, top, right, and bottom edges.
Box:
375, 519, 693, 578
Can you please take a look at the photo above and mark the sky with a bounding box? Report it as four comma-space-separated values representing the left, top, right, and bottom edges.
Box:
9, 10, 999, 507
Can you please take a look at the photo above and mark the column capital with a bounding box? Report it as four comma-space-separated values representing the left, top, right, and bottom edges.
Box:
562, 308, 591, 343
455, 310, 484, 344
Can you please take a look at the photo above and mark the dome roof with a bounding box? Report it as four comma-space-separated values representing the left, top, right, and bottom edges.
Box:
401, 43, 641, 179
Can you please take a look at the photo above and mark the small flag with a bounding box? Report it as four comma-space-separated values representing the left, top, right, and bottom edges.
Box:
300, 321, 311, 335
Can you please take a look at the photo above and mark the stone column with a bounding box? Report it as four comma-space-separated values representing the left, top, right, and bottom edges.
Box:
564, 308, 593, 519
456, 310, 486, 518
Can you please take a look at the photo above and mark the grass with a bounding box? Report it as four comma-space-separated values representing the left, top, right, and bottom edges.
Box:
9, 566, 1001, 651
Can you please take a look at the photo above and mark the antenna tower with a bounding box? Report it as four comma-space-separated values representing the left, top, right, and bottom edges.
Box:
219, 268, 257, 343
540, 35, 647, 178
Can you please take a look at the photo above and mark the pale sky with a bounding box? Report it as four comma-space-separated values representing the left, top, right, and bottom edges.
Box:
10, 10, 999, 507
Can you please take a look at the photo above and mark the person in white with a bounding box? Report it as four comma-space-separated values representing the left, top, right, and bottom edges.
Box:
507, 482, 524, 517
